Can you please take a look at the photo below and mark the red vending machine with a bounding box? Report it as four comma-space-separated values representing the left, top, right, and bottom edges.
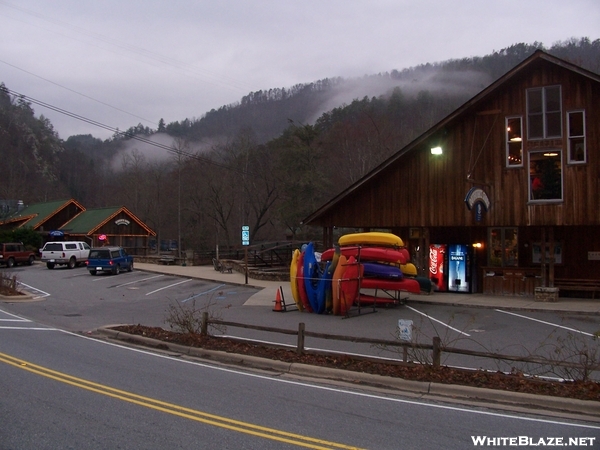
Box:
428, 244, 446, 292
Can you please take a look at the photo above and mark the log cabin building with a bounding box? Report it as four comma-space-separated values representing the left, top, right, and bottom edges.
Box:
0, 199, 155, 255
303, 50, 600, 298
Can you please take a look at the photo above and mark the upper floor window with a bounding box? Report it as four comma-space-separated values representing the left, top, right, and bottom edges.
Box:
529, 150, 563, 202
505, 116, 523, 167
567, 110, 586, 164
527, 86, 562, 140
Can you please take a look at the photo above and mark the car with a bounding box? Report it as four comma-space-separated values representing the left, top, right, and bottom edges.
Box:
0, 243, 36, 268
40, 241, 91, 269
86, 246, 133, 275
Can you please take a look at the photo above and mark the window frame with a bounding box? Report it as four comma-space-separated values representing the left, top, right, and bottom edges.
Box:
505, 116, 523, 167
526, 85, 562, 140
567, 110, 586, 164
488, 227, 519, 268
528, 149, 563, 203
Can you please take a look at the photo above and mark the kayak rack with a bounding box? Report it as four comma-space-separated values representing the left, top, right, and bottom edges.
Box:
274, 285, 299, 312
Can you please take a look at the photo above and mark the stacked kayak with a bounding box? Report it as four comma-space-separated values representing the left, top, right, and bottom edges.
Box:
289, 232, 427, 315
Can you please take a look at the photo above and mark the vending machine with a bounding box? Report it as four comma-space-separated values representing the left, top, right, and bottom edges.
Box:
428, 244, 446, 292
448, 244, 471, 293
429, 244, 473, 293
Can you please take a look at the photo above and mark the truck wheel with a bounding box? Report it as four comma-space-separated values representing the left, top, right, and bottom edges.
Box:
113, 265, 120, 275
127, 261, 133, 272
7, 258, 15, 268
46, 262, 55, 269
67, 257, 76, 269
89, 270, 97, 276
27, 255, 34, 266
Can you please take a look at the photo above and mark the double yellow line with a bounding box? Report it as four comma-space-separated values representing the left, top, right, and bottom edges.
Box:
0, 351, 364, 449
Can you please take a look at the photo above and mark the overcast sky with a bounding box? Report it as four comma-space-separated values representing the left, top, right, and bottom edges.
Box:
1, 0, 598, 140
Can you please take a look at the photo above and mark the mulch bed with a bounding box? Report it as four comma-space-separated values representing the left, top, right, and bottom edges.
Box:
112, 325, 600, 402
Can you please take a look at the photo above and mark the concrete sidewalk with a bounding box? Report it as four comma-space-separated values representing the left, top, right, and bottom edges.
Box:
135, 262, 600, 315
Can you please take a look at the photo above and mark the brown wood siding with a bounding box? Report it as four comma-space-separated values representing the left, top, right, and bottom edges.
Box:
316, 60, 600, 230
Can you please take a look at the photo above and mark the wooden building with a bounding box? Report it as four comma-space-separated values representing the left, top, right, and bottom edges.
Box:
303, 51, 600, 297
0, 200, 155, 255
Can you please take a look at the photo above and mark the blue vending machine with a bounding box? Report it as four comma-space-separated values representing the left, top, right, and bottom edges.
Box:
448, 244, 471, 293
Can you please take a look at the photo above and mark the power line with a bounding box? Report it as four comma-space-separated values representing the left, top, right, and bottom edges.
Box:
0, 59, 157, 126
3, 86, 250, 175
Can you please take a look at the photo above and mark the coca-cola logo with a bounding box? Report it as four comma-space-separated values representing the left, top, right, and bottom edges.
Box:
429, 248, 438, 275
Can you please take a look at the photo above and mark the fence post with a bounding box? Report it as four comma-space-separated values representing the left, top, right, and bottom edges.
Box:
201, 311, 208, 336
432, 336, 441, 368
297, 323, 305, 355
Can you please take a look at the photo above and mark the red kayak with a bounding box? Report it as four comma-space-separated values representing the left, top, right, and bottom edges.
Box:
360, 277, 421, 294
321, 246, 408, 265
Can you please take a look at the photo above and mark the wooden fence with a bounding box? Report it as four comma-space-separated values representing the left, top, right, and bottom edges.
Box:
199, 312, 600, 377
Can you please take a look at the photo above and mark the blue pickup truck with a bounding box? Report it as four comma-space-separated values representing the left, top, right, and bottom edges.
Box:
86, 246, 133, 275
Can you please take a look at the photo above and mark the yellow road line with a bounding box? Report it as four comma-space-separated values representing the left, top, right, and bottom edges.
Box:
0, 351, 364, 450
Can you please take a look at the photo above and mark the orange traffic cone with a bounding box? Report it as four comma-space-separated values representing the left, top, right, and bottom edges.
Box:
273, 288, 283, 312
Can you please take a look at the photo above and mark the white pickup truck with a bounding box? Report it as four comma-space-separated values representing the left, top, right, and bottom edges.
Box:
40, 241, 91, 269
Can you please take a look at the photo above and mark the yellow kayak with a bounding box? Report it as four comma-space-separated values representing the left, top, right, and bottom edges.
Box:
339, 232, 404, 248
289, 249, 304, 311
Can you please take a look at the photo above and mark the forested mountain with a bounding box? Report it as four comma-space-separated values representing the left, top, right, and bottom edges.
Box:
165, 38, 600, 145
1, 38, 599, 251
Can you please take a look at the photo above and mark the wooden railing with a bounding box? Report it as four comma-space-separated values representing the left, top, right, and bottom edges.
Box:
199, 313, 600, 375
481, 267, 542, 297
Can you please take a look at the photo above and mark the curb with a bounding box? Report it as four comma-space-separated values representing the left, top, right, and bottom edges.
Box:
0, 292, 40, 302
95, 327, 600, 418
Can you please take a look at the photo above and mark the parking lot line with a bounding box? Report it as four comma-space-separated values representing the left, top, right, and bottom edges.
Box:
16, 281, 50, 299
145, 279, 193, 296
181, 284, 226, 303
495, 309, 595, 337
114, 274, 165, 288
405, 305, 471, 337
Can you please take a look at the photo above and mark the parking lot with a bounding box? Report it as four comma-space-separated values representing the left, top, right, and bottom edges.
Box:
2, 261, 600, 379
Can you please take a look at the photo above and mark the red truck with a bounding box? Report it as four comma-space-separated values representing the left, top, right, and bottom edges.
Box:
0, 243, 36, 268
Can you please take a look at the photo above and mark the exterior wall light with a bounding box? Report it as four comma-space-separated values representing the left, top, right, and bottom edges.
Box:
430, 146, 443, 155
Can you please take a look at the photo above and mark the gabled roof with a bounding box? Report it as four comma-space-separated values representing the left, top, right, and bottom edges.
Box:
0, 199, 85, 229
61, 206, 156, 236
303, 50, 600, 225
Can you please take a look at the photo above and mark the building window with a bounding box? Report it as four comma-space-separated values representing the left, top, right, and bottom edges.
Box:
489, 227, 518, 267
505, 116, 523, 167
567, 110, 586, 164
527, 86, 562, 140
529, 150, 563, 202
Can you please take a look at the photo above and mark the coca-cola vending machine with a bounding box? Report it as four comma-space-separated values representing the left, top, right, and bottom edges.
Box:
428, 244, 446, 292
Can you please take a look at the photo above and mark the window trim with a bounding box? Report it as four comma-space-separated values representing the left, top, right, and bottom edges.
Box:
567, 110, 586, 164
505, 116, 523, 167
488, 227, 519, 268
526, 85, 562, 140
528, 149, 563, 203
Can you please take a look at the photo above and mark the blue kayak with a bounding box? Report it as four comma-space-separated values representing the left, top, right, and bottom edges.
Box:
303, 242, 330, 314
362, 262, 404, 279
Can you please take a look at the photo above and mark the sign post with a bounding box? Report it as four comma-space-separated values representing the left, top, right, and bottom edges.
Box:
242, 226, 250, 284
398, 319, 413, 362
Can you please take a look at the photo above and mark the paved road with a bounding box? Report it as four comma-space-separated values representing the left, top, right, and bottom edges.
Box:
1, 311, 599, 449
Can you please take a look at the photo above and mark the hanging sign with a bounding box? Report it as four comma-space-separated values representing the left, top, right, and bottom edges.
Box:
464, 187, 490, 222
